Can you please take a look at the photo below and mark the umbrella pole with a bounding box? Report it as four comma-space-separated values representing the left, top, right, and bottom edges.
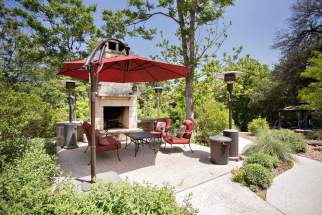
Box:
89, 63, 97, 183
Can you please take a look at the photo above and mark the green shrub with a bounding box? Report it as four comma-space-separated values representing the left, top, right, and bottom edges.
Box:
243, 164, 273, 190
247, 129, 307, 160
232, 164, 273, 191
247, 117, 269, 135
244, 152, 278, 169
305, 130, 322, 140
0, 82, 70, 139
274, 129, 306, 153
246, 129, 293, 162
194, 100, 229, 144
0, 139, 60, 214
86, 182, 197, 215
0, 139, 31, 169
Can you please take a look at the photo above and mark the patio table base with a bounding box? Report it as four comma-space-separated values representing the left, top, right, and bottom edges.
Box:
124, 132, 161, 157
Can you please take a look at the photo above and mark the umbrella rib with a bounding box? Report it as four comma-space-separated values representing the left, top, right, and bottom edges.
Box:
153, 64, 187, 77
128, 60, 158, 82
98, 61, 120, 74
124, 60, 130, 83
129, 61, 151, 71
142, 67, 159, 82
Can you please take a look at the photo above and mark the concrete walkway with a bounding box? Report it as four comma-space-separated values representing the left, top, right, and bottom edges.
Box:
173, 137, 282, 215
267, 155, 322, 215
176, 173, 282, 215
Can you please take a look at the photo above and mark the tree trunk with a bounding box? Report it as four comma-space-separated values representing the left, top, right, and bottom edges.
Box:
186, 1, 196, 119
185, 73, 194, 119
177, 0, 196, 119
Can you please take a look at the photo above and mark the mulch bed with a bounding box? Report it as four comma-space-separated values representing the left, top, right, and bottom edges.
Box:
272, 161, 294, 176
299, 140, 322, 163
256, 189, 267, 200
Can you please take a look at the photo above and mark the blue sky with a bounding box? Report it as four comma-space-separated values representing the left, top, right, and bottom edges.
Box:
84, 0, 293, 67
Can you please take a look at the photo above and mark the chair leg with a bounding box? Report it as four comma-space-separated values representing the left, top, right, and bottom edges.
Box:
164, 142, 166, 151
170, 144, 173, 153
188, 143, 193, 153
84, 145, 89, 153
134, 142, 138, 157
116, 148, 121, 161
125, 136, 128, 149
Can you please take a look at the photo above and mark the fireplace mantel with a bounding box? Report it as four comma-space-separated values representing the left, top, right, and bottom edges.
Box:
97, 95, 135, 100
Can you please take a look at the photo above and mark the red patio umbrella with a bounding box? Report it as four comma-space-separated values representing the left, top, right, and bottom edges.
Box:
58, 38, 190, 182
58, 55, 189, 83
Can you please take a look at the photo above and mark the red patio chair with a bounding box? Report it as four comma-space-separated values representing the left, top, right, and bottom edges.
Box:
82, 121, 121, 161
163, 119, 194, 153
150, 118, 172, 138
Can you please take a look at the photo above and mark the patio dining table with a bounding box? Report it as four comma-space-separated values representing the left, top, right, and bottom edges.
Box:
124, 131, 160, 157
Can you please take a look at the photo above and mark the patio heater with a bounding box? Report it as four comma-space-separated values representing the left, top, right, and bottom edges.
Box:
66, 81, 76, 122
63, 80, 78, 149
220, 71, 244, 159
154, 86, 163, 117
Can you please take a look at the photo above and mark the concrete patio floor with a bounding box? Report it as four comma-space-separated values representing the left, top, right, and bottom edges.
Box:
58, 137, 283, 214
58, 141, 242, 192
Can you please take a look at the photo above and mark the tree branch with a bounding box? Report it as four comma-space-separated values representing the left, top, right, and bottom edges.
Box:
126, 11, 179, 26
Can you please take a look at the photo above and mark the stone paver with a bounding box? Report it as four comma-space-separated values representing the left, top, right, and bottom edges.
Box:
267, 155, 322, 215
176, 174, 282, 215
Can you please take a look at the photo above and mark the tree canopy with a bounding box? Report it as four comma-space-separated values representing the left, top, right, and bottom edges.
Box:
102, 0, 234, 118
272, 0, 322, 108
299, 51, 322, 110
1, 0, 321, 140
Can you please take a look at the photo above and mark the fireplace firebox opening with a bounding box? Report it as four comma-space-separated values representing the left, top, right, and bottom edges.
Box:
104, 106, 129, 129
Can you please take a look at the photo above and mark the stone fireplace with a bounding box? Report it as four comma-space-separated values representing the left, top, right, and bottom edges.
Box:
91, 38, 140, 139
95, 82, 137, 131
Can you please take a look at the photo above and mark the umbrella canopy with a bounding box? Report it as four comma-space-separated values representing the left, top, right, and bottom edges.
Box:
58, 55, 190, 82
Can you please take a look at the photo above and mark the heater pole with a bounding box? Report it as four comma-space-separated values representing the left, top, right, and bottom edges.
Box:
89, 63, 97, 183
227, 83, 233, 129
228, 92, 232, 129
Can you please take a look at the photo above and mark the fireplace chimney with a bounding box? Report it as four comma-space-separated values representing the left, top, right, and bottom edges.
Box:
103, 38, 130, 58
